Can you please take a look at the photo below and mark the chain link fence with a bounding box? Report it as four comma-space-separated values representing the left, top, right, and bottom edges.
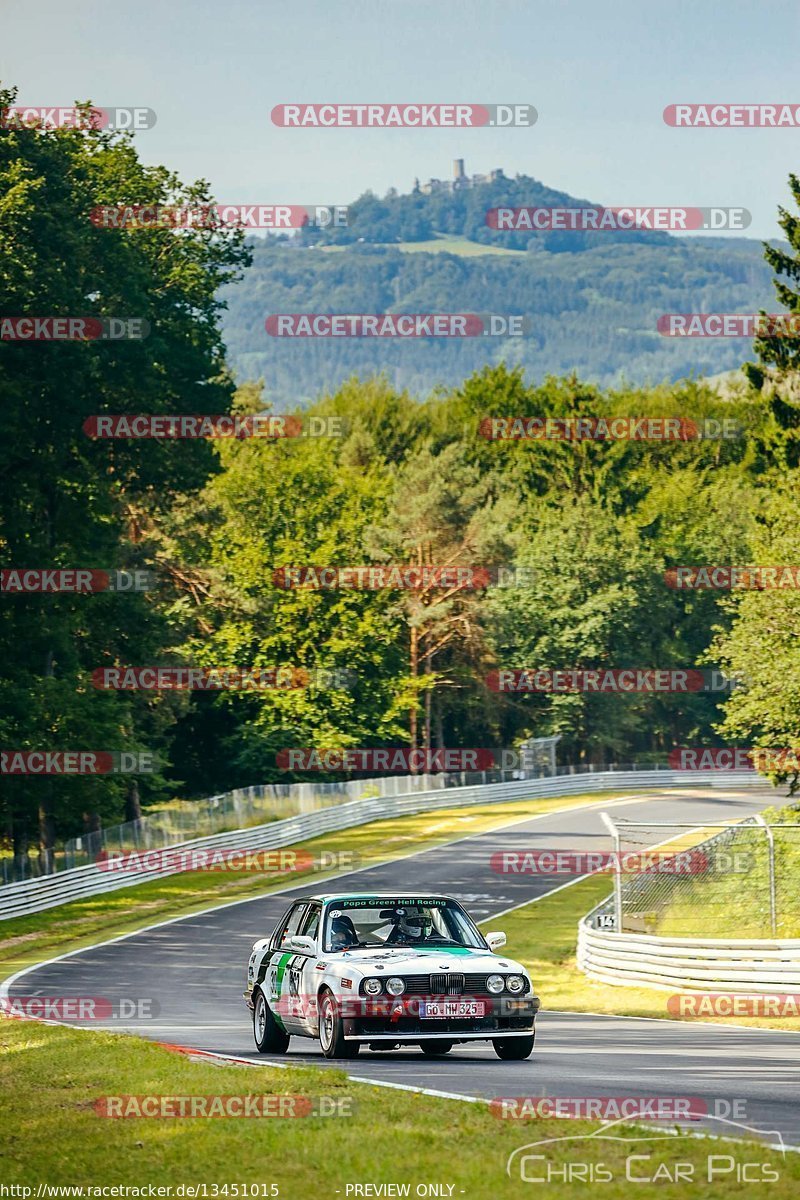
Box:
2, 754, 770, 887
2, 756, 683, 886
0, 740, 558, 885
62, 775, 449, 871
594, 810, 800, 939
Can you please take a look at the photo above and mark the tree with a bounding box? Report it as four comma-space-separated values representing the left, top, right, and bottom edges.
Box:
710, 491, 800, 792
0, 84, 249, 866
365, 442, 496, 756
744, 173, 800, 468
487, 496, 667, 763
162, 381, 408, 788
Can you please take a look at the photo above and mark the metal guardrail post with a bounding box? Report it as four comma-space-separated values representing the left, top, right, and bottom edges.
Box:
754, 814, 777, 935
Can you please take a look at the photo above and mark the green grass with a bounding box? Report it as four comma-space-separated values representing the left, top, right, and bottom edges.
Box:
2, 1018, 796, 1193
319, 232, 526, 257
0, 790, 633, 983
4, 790, 799, 1190
492, 874, 800, 1032
396, 234, 526, 257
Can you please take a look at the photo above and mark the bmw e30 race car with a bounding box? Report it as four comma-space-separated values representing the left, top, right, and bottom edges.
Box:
244, 892, 540, 1059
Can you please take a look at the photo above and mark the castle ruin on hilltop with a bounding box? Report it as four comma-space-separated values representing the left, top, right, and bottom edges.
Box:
414, 159, 505, 195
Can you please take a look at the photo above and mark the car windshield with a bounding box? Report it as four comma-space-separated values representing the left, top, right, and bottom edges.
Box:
322, 897, 486, 952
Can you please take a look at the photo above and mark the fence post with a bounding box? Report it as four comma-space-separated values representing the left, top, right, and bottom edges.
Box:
600, 811, 622, 933
754, 814, 777, 935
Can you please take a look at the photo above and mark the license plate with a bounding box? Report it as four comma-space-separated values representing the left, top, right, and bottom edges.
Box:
420, 1000, 486, 1018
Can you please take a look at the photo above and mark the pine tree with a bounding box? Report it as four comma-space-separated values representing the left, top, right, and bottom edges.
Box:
744, 174, 800, 467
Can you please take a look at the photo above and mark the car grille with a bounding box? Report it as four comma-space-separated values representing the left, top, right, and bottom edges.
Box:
399, 972, 527, 995
361, 973, 530, 996
430, 972, 465, 995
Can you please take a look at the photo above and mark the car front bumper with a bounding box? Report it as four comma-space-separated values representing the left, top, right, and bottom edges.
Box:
343, 993, 540, 1040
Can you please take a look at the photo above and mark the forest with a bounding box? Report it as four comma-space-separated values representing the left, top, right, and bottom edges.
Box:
3, 86, 800, 868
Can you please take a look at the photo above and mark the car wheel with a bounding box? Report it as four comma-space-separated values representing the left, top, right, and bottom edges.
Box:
492, 1034, 535, 1060
253, 989, 289, 1054
319, 988, 359, 1059
419, 1041, 453, 1056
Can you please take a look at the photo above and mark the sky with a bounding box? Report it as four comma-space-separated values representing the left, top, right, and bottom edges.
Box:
2, 0, 800, 239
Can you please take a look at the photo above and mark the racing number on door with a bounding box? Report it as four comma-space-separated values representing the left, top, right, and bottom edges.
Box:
287, 958, 303, 1017
268, 900, 309, 1024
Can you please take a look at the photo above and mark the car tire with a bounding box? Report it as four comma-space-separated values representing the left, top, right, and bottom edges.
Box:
319, 988, 359, 1059
492, 1033, 535, 1060
419, 1041, 453, 1056
253, 989, 290, 1054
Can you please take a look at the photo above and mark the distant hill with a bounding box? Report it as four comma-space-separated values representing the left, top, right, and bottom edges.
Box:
297, 168, 677, 253
219, 170, 778, 405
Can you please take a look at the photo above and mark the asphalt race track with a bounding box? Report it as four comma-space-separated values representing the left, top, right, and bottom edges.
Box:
7, 787, 800, 1147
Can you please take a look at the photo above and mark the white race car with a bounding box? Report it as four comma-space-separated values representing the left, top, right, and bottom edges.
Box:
244, 892, 540, 1059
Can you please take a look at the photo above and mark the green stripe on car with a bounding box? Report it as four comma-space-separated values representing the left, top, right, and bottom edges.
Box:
271, 951, 293, 1031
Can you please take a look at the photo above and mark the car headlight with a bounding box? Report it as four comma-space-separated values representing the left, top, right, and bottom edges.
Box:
363, 977, 383, 995
506, 975, 525, 994
385, 976, 405, 996
486, 974, 505, 994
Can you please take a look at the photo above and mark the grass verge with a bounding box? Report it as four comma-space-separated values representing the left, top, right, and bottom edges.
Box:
1, 1017, 796, 1194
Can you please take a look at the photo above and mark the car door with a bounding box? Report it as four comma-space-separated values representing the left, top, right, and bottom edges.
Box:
292, 901, 323, 1033
264, 901, 307, 1032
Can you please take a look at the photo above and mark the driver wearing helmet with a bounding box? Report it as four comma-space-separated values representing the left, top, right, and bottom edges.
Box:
329, 914, 359, 950
386, 907, 430, 944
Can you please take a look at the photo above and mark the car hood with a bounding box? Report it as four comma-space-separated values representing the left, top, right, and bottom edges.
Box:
325, 946, 528, 975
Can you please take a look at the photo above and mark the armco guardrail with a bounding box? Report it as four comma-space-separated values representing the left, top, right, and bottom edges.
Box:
0, 769, 764, 921
577, 918, 800, 993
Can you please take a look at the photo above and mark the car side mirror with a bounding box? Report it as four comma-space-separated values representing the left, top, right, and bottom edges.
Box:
289, 935, 316, 954
486, 931, 507, 951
